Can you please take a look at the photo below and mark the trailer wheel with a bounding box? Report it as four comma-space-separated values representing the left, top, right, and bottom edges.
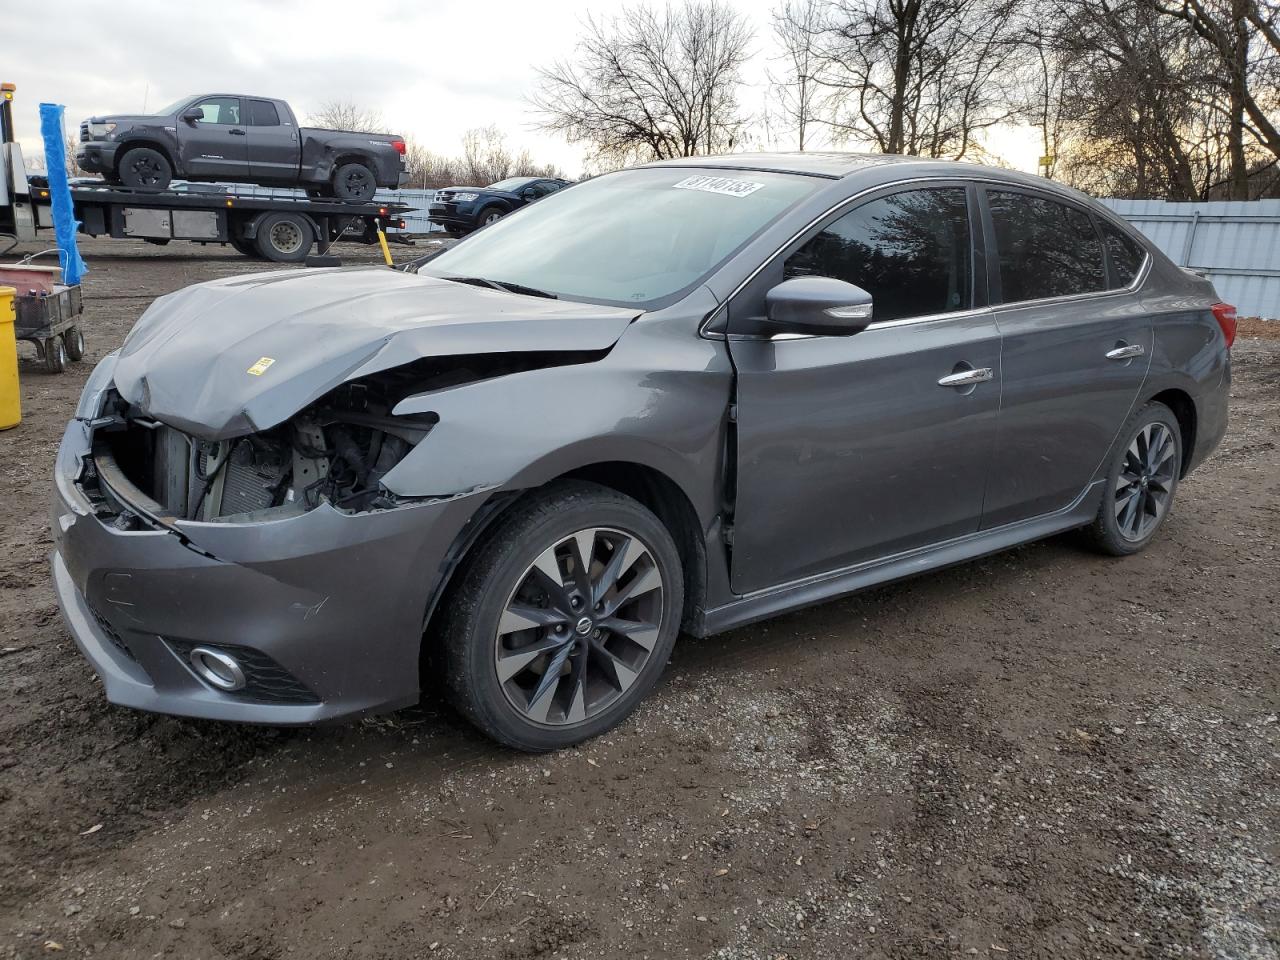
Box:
254, 213, 314, 263
43, 336, 67, 374
117, 147, 173, 192
64, 326, 86, 362
333, 162, 376, 201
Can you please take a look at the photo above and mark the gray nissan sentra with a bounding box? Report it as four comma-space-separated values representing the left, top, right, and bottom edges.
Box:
51, 153, 1234, 751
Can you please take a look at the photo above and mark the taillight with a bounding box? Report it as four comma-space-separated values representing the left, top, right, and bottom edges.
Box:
391, 139, 406, 155
1211, 302, 1237, 349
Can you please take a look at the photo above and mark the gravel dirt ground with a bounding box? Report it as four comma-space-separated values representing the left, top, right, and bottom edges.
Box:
1, 238, 1277, 960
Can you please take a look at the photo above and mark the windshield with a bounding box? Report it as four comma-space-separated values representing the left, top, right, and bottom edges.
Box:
424, 167, 820, 309
487, 177, 538, 192
154, 96, 196, 116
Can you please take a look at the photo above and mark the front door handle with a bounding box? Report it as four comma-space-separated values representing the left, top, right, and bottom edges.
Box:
1106, 343, 1145, 361
229, 128, 247, 136
938, 367, 994, 388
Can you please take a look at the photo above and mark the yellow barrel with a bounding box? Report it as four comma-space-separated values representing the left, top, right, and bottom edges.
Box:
0, 286, 19, 430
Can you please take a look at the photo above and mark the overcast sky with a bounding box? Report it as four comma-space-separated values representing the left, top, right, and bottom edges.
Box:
6, 0, 1040, 177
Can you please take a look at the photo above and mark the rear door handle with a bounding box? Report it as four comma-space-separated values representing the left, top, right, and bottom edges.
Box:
1106, 344, 1145, 360
938, 367, 994, 388
229, 128, 247, 136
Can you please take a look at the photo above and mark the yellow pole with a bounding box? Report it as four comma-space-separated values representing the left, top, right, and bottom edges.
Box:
376, 224, 393, 267
0, 287, 20, 431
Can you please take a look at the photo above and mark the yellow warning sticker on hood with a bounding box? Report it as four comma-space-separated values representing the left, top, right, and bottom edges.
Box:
247, 357, 276, 376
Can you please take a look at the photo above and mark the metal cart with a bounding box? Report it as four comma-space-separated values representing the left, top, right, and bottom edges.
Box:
13, 282, 84, 373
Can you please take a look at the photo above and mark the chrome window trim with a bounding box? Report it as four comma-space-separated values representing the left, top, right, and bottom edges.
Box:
701, 174, 1151, 340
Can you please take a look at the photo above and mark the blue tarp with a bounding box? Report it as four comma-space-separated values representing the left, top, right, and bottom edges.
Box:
38, 103, 87, 286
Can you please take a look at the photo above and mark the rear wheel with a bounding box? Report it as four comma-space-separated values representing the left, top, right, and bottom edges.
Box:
63, 326, 85, 362
253, 212, 314, 263
229, 233, 264, 259
1084, 402, 1182, 556
332, 162, 376, 201
116, 147, 172, 191
441, 481, 683, 751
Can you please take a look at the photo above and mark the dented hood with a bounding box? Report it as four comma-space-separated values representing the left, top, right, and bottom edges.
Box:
112, 267, 640, 440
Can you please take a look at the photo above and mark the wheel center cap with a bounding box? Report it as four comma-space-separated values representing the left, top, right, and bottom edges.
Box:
575, 616, 594, 636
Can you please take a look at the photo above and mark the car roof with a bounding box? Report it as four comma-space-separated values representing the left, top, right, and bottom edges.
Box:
638, 151, 1106, 209
640, 151, 916, 179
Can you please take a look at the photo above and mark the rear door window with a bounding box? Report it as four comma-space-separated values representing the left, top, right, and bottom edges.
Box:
784, 187, 973, 323
1100, 221, 1146, 288
987, 191, 1106, 302
247, 100, 281, 126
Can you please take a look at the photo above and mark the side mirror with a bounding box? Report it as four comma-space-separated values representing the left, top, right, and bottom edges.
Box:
762, 276, 874, 336
181, 107, 204, 123
521, 189, 537, 201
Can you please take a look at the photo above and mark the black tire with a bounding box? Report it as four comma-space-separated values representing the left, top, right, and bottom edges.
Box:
63, 326, 85, 362
116, 147, 172, 191
229, 233, 265, 260
253, 212, 314, 263
440, 481, 684, 752
332, 162, 376, 201
476, 206, 505, 229
43, 335, 67, 374
1083, 401, 1183, 556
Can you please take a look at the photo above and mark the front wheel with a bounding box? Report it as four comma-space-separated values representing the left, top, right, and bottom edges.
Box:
116, 147, 173, 191
441, 482, 684, 751
1084, 402, 1182, 556
476, 206, 505, 228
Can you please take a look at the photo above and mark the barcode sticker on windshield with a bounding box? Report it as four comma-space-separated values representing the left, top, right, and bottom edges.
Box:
673, 175, 764, 198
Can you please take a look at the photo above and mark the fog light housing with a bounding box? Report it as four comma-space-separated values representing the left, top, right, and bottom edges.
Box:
188, 646, 247, 691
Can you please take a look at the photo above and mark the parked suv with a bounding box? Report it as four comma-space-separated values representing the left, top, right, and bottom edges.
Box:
428, 176, 571, 234
53, 154, 1232, 751
76, 94, 409, 199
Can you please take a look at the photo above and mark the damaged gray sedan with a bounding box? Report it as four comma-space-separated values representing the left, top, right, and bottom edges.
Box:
52, 153, 1232, 751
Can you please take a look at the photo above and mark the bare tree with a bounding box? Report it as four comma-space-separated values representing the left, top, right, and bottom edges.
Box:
1038, 0, 1253, 199
1143, 0, 1280, 196
770, 0, 828, 150
532, 1, 753, 166
400, 129, 564, 190
306, 100, 388, 133
812, 0, 1027, 159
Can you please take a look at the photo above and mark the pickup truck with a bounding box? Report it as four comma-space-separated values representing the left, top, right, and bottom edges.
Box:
76, 94, 408, 200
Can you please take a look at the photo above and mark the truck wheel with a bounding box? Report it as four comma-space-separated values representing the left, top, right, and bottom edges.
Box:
230, 233, 265, 260
43, 336, 68, 374
63, 326, 86, 362
254, 213, 314, 263
117, 147, 173, 192
332, 163, 376, 201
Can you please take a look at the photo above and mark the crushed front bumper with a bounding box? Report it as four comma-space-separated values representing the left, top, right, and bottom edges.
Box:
51, 418, 483, 724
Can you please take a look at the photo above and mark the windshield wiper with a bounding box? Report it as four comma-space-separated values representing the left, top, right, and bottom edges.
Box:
490, 280, 558, 300
442, 275, 558, 300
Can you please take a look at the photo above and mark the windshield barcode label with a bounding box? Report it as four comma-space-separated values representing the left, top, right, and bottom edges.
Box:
673, 175, 764, 198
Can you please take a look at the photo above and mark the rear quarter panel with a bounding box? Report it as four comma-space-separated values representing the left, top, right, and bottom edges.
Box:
1136, 258, 1231, 473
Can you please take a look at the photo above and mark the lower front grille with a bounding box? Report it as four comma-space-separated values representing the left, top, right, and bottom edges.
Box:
88, 603, 137, 663
165, 639, 320, 704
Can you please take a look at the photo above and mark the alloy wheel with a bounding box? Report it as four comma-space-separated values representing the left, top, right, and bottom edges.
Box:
494, 526, 665, 726
1114, 422, 1177, 541
132, 157, 162, 186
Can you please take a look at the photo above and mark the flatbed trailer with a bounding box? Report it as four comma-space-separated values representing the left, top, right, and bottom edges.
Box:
1, 83, 413, 264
